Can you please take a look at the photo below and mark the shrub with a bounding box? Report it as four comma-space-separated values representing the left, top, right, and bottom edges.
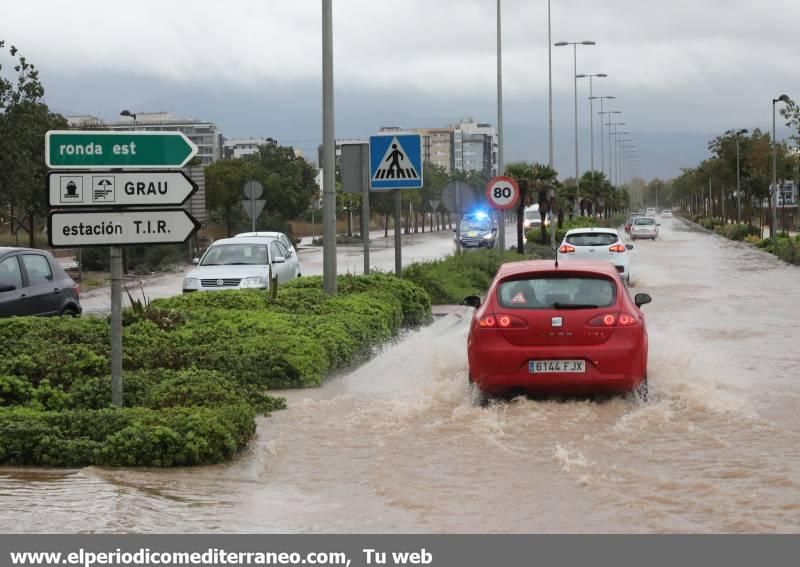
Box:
717, 223, 761, 241
402, 249, 525, 304
774, 236, 800, 265
0, 404, 256, 467
0, 375, 33, 406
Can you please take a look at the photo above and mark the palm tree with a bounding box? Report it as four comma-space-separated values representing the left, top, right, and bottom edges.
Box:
505, 162, 559, 253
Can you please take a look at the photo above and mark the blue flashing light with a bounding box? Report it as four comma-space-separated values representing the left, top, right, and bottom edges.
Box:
471, 211, 489, 220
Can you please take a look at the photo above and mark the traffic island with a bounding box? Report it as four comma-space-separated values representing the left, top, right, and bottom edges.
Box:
0, 274, 431, 467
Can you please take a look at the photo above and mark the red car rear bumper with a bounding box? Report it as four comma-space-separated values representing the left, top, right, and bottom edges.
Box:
468, 334, 646, 395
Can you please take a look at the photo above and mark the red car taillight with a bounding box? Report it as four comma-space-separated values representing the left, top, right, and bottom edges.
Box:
479, 313, 527, 328
559, 244, 576, 254
609, 244, 626, 253
588, 312, 638, 327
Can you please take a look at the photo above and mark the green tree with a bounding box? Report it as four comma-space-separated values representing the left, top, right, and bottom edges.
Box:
0, 41, 67, 246
505, 162, 558, 252
205, 158, 254, 237
206, 143, 319, 238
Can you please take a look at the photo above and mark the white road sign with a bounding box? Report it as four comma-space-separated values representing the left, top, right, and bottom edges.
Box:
48, 171, 197, 207
486, 176, 521, 210
48, 209, 200, 247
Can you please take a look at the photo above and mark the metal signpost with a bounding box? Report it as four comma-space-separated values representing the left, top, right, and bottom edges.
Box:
341, 142, 371, 273
242, 180, 266, 232
46, 130, 199, 408
369, 134, 423, 276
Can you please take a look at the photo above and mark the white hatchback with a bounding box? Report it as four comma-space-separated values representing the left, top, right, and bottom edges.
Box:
557, 228, 634, 285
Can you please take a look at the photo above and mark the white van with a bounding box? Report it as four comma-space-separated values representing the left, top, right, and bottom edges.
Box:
523, 205, 547, 230
646, 207, 657, 217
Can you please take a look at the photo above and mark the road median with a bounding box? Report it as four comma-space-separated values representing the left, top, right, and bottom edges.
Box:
0, 274, 431, 467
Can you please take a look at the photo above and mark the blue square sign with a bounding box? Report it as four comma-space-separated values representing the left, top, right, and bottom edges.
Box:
369, 134, 423, 190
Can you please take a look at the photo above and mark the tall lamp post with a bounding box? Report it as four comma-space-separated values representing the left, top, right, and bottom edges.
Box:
614, 130, 630, 187
577, 73, 607, 212
606, 121, 625, 187
120, 110, 137, 130
555, 40, 596, 207
620, 139, 633, 192
591, 97, 616, 181
772, 95, 790, 245
599, 109, 621, 180
726, 128, 749, 223
322, 0, 336, 293
496, 0, 505, 251
547, 0, 554, 168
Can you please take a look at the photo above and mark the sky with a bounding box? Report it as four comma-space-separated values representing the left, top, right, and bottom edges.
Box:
3, 0, 800, 180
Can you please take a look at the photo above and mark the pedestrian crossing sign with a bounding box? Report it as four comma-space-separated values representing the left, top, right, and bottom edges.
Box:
369, 134, 423, 190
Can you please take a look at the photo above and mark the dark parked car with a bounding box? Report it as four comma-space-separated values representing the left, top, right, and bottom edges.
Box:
0, 247, 82, 318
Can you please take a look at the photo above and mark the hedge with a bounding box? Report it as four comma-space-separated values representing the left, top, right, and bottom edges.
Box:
402, 249, 530, 304
0, 273, 432, 467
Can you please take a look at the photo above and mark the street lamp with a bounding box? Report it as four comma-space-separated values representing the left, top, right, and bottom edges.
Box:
591, 97, 616, 180
547, 0, 554, 168
577, 73, 607, 208
615, 131, 630, 187
772, 94, 790, 244
620, 139, 633, 190
726, 128, 749, 223
605, 121, 625, 187
120, 109, 137, 130
555, 40, 596, 206
599, 109, 621, 180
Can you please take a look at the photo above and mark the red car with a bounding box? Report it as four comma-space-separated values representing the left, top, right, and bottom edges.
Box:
465, 260, 651, 402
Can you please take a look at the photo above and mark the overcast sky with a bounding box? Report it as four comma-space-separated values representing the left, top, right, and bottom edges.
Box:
4, 0, 800, 179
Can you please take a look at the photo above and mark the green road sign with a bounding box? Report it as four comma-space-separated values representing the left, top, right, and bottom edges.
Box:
45, 130, 198, 169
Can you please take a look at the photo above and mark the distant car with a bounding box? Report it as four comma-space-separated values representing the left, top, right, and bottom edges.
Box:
457, 213, 497, 249
661, 210, 672, 218
646, 207, 657, 217
557, 228, 634, 286
182, 237, 300, 293
464, 260, 651, 400
0, 247, 81, 317
235, 231, 300, 275
631, 216, 659, 240
523, 205, 549, 231
624, 213, 644, 234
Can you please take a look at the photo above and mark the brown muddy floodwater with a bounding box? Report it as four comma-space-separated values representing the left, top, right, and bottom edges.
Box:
1, 218, 799, 533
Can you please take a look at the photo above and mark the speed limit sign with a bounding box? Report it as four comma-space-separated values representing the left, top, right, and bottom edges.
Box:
486, 176, 520, 210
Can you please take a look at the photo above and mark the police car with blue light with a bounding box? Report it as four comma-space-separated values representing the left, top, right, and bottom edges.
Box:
457, 211, 497, 249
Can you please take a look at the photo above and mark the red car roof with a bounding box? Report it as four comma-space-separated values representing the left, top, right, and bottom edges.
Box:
496, 259, 621, 279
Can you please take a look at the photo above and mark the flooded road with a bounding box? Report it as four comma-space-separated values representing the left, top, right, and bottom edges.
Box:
2, 218, 799, 533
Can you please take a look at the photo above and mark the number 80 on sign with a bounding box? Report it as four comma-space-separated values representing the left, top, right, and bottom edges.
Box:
486, 176, 520, 210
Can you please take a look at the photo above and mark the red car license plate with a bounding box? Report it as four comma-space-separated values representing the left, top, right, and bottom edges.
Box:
529, 360, 586, 373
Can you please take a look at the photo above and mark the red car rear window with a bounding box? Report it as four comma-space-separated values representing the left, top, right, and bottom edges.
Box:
497, 277, 617, 310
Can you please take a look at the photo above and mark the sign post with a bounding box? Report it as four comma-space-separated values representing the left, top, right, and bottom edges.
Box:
242, 180, 265, 233
369, 134, 423, 277
341, 143, 371, 274
46, 130, 199, 408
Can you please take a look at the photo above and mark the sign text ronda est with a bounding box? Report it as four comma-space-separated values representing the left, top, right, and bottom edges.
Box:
45, 130, 198, 169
